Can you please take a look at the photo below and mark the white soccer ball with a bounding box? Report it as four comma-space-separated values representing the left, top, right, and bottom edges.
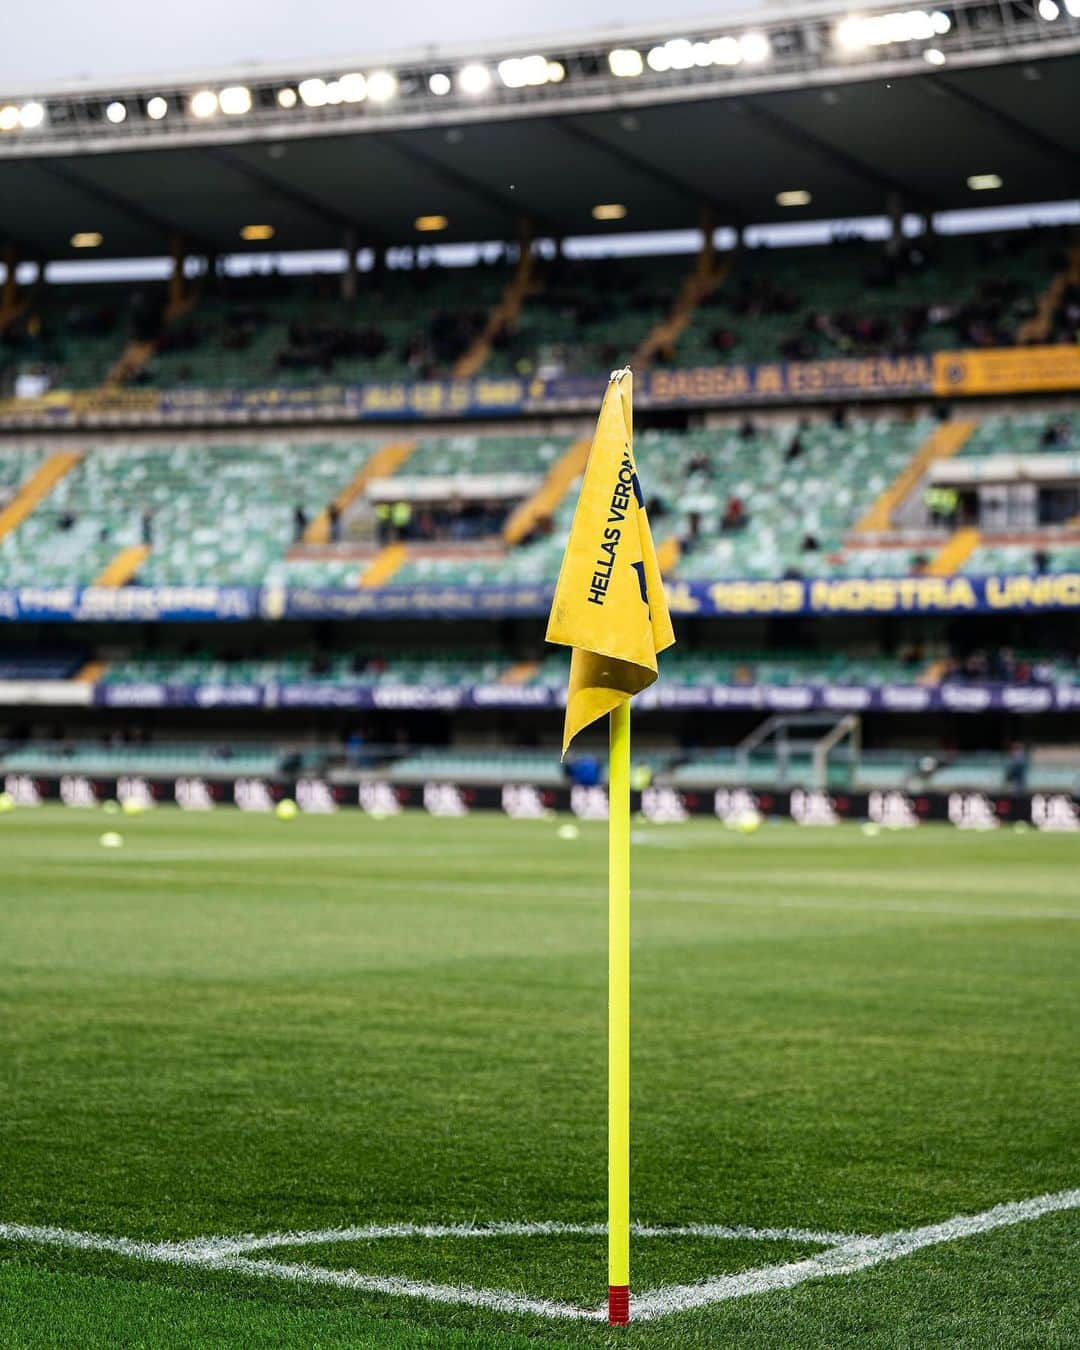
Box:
99, 831, 124, 849
557, 822, 580, 841
861, 821, 881, 837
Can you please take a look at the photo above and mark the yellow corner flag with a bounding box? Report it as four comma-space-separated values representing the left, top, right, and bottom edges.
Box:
545, 368, 673, 1326
545, 369, 674, 756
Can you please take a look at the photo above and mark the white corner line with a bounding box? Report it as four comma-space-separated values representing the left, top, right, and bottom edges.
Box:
1, 1188, 1077, 1323
199, 1218, 858, 1256
629, 1187, 1080, 1320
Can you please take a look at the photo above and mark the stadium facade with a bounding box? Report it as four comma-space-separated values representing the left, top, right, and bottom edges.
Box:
0, 0, 1078, 829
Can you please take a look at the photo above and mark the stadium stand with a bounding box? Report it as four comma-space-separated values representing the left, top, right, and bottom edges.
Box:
3, 407, 1080, 588
959, 410, 1079, 458
0, 439, 377, 586
145, 264, 515, 389
676, 231, 1055, 368
5, 230, 1063, 396
0, 742, 284, 777
67, 646, 1080, 692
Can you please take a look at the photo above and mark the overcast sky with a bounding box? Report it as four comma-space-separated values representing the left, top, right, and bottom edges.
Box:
4, 0, 761, 88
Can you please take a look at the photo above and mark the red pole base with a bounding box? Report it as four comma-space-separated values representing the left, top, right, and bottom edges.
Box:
608, 1285, 630, 1325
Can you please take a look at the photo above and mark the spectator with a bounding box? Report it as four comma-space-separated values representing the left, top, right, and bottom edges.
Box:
141, 509, 153, 547
293, 505, 308, 541
375, 502, 392, 545
1041, 418, 1070, 449
328, 502, 342, 544
1005, 742, 1028, 793
722, 496, 747, 532
390, 499, 412, 541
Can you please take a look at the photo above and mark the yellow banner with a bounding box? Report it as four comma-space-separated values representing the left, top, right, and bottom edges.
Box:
934, 345, 1080, 397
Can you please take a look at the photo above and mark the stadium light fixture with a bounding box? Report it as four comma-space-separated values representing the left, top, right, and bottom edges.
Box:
428, 72, 451, 95
835, 9, 943, 49
190, 89, 218, 118
146, 96, 168, 119
219, 86, 252, 115
777, 189, 812, 206
276, 87, 298, 108
298, 78, 328, 108
105, 101, 127, 124
592, 203, 627, 220
739, 32, 771, 64
1038, 0, 1060, 15
1064, 0, 1080, 15
70, 232, 103, 248
0, 105, 19, 131
240, 224, 275, 240
967, 173, 1002, 190
498, 55, 551, 87
414, 214, 449, 232
546, 61, 565, 83
710, 36, 743, 65
608, 48, 644, 77
667, 40, 697, 70
923, 47, 947, 64
324, 80, 344, 105
647, 39, 698, 72
18, 101, 46, 129
338, 73, 366, 103
458, 63, 493, 94
366, 71, 397, 102
835, 16, 869, 50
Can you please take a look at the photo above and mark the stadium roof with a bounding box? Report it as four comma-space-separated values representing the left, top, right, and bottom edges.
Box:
1, 1, 1078, 260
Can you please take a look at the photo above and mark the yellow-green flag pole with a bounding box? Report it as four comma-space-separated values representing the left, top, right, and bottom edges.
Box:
608, 698, 631, 1325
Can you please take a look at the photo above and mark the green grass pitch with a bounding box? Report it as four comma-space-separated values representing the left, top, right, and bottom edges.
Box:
1, 805, 1077, 1347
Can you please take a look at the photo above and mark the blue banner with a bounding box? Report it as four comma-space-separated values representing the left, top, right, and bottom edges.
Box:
6, 347, 1080, 429
1, 572, 1077, 623
91, 678, 1078, 714
0, 354, 938, 426
0, 586, 257, 622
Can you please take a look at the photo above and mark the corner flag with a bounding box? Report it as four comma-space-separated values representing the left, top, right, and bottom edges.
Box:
546, 369, 674, 755
545, 368, 673, 1326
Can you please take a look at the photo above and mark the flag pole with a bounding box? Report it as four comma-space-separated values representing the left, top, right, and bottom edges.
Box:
608, 698, 631, 1325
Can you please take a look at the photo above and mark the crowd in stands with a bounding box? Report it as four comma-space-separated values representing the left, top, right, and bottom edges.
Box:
2, 227, 1070, 398
941, 648, 1060, 685
701, 231, 1053, 365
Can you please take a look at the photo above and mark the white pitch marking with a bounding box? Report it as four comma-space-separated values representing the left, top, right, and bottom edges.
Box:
1, 1189, 1077, 1323
203, 1218, 855, 1256
629, 1187, 1080, 1320
0, 1221, 593, 1322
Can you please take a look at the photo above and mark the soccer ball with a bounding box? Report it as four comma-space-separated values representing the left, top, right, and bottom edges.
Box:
99, 832, 124, 848
275, 798, 298, 820
120, 799, 144, 816
0, 791, 15, 814
557, 822, 580, 841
